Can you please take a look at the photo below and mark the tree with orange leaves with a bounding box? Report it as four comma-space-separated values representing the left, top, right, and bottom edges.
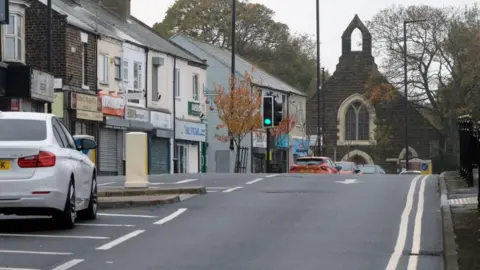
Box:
213, 71, 262, 149
364, 73, 396, 105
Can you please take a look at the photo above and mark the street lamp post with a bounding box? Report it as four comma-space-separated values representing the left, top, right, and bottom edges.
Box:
315, 0, 321, 156
229, 0, 236, 152
47, 0, 52, 113
403, 19, 425, 171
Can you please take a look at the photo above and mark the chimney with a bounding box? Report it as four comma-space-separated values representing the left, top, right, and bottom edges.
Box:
100, 0, 131, 21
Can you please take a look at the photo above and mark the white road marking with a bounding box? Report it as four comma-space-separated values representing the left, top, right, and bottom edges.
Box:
76, 223, 135, 227
0, 250, 72, 255
96, 230, 145, 250
174, 179, 197, 184
149, 182, 165, 185
265, 174, 279, 178
385, 175, 422, 270
51, 259, 84, 270
207, 187, 230, 189
179, 194, 197, 201
0, 234, 108, 240
206, 190, 219, 193
334, 179, 359, 184
0, 267, 40, 270
407, 175, 429, 269
97, 182, 117, 186
154, 208, 188, 225
223, 186, 243, 193
246, 178, 263, 185
97, 213, 157, 218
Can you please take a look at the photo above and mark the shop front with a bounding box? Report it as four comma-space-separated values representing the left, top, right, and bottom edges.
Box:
2, 65, 54, 112
149, 111, 173, 175
175, 120, 206, 173
98, 91, 129, 176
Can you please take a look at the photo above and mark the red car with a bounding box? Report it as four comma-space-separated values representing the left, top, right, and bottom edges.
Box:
290, 156, 341, 174
335, 161, 362, 174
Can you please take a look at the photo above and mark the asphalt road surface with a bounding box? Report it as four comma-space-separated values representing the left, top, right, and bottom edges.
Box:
0, 173, 442, 270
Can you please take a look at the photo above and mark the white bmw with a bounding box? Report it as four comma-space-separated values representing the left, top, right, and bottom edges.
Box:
0, 111, 98, 229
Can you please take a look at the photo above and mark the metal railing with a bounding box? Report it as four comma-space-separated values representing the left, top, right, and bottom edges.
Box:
457, 115, 480, 207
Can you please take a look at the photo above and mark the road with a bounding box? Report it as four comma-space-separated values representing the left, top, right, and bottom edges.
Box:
0, 173, 442, 270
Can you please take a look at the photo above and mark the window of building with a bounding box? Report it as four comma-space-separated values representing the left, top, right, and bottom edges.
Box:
123, 59, 129, 82
133, 62, 142, 90
4, 14, 22, 62
345, 101, 370, 141
114, 57, 121, 80
98, 54, 109, 84
152, 65, 160, 101
175, 68, 180, 97
192, 74, 199, 101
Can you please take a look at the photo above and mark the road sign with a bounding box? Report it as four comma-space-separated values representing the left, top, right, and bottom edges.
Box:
421, 163, 428, 171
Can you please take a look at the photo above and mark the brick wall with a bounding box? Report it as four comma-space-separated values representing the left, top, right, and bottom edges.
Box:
65, 26, 97, 91
25, 0, 67, 80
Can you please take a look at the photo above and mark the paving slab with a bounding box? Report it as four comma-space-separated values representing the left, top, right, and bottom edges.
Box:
98, 185, 207, 197
98, 194, 181, 209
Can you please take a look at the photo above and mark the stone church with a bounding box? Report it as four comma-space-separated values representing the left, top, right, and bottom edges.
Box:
306, 15, 448, 173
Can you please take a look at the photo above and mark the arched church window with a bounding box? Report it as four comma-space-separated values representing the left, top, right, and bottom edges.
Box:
345, 101, 370, 141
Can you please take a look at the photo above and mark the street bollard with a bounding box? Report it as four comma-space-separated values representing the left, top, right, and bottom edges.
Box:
125, 132, 149, 188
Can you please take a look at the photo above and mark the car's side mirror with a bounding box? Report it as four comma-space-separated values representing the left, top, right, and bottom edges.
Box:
336, 166, 342, 171
354, 169, 361, 174
77, 138, 97, 151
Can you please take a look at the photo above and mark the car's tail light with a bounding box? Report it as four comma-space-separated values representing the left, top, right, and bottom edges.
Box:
290, 166, 298, 172
18, 151, 56, 168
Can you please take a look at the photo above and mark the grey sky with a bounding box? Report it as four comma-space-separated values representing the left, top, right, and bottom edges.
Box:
131, 0, 474, 72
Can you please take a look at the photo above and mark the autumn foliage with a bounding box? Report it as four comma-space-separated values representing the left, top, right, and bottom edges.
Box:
364, 74, 396, 104
214, 72, 262, 144
271, 115, 296, 137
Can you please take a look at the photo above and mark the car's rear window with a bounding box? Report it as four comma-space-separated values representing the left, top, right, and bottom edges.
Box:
0, 119, 47, 141
360, 166, 377, 173
337, 162, 353, 170
296, 158, 325, 166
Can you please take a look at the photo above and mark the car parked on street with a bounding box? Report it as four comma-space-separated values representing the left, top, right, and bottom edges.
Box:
0, 112, 98, 229
359, 164, 386, 174
290, 156, 341, 174
335, 161, 361, 174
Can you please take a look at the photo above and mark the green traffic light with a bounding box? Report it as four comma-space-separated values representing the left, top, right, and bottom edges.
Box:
264, 118, 272, 125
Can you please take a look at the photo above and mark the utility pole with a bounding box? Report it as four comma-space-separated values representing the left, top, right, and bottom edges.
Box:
315, 0, 321, 156
47, 0, 52, 113
229, 0, 236, 152
403, 19, 425, 170
321, 67, 325, 156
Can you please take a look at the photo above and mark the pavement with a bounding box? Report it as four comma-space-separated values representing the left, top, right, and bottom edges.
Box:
0, 173, 443, 270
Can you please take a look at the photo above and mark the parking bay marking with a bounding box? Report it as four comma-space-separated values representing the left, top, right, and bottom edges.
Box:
96, 230, 145, 250
97, 213, 157, 218
76, 223, 135, 227
154, 208, 188, 225
0, 250, 72, 255
51, 259, 84, 270
0, 234, 109, 240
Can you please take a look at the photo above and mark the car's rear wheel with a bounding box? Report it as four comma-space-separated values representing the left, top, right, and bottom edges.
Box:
53, 180, 76, 229
78, 174, 97, 220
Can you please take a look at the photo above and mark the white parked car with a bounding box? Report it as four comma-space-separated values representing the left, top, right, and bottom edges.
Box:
0, 112, 98, 229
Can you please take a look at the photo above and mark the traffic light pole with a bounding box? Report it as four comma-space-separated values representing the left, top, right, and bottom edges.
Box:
265, 128, 271, 173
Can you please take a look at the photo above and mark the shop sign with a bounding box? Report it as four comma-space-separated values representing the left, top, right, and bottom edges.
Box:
30, 69, 54, 102
70, 92, 101, 112
188, 101, 201, 116
77, 110, 103, 121
150, 111, 171, 130
98, 91, 125, 117
252, 130, 266, 148
175, 120, 206, 142
125, 107, 149, 122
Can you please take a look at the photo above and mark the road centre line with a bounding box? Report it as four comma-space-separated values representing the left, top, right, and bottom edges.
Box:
154, 208, 188, 225
246, 178, 263, 185
0, 250, 72, 256
97, 213, 157, 218
76, 223, 135, 227
175, 179, 197, 184
223, 186, 243, 193
385, 175, 422, 270
96, 230, 145, 250
97, 182, 117, 186
265, 174, 279, 178
0, 267, 39, 270
0, 233, 108, 240
51, 259, 84, 270
407, 175, 429, 269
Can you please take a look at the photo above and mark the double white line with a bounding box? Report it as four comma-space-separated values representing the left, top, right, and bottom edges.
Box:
385, 174, 429, 270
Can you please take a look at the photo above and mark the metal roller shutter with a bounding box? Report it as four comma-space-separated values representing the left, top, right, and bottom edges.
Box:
150, 138, 169, 174
99, 128, 117, 173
